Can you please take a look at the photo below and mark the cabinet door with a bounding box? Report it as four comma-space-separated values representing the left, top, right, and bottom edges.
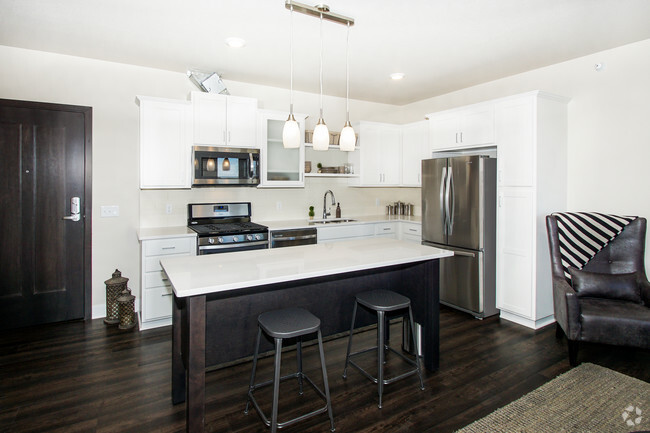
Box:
358, 123, 383, 185
429, 113, 460, 151
227, 96, 258, 147
496, 187, 535, 319
379, 125, 401, 185
139, 98, 192, 189
401, 121, 428, 186
192, 92, 227, 146
495, 96, 534, 187
259, 110, 305, 188
461, 105, 494, 146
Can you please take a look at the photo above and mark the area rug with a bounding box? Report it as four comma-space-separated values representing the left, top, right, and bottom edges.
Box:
457, 363, 650, 433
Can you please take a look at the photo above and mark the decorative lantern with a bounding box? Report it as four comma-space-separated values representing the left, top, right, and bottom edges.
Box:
104, 269, 128, 325
117, 288, 136, 330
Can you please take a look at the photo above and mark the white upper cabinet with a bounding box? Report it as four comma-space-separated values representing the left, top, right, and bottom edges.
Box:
351, 121, 401, 186
258, 109, 306, 188
137, 96, 192, 189
401, 120, 429, 186
427, 103, 494, 151
495, 96, 535, 187
191, 92, 257, 148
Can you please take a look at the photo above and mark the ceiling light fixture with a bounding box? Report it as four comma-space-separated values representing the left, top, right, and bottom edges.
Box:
282, 4, 300, 148
312, 7, 329, 151
225, 37, 246, 48
339, 21, 355, 152
390, 72, 405, 80
284, 1, 355, 152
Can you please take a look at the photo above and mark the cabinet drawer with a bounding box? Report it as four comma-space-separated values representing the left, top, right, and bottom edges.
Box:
401, 224, 422, 236
144, 238, 192, 256
144, 253, 192, 272
375, 222, 397, 235
142, 286, 173, 322
145, 271, 171, 289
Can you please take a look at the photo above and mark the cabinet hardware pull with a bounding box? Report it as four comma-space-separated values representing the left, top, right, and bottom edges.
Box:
161, 293, 173, 297
409, 228, 417, 232
460, 132, 463, 142
162, 246, 176, 250
162, 278, 169, 282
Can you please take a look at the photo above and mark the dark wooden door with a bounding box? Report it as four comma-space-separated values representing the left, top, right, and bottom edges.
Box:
0, 99, 92, 330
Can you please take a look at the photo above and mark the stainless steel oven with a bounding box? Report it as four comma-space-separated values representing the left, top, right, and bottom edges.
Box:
270, 228, 317, 248
188, 202, 268, 254
192, 146, 260, 187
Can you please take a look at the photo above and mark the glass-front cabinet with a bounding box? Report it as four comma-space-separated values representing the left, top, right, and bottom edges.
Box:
258, 109, 306, 188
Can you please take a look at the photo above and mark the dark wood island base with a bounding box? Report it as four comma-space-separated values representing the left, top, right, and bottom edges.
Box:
171, 259, 440, 432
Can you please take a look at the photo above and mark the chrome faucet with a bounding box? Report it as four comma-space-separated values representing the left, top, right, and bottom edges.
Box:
323, 190, 336, 219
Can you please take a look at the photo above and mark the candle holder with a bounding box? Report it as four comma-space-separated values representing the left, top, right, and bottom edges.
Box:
117, 288, 136, 330
104, 269, 128, 325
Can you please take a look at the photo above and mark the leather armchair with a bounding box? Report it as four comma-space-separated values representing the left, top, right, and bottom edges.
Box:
546, 215, 650, 366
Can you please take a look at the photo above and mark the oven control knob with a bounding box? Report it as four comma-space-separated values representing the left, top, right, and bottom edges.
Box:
217, 237, 224, 244
208, 238, 215, 245
254, 234, 261, 240
246, 234, 253, 241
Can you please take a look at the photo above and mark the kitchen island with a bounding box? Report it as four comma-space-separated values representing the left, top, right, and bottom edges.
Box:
161, 237, 453, 433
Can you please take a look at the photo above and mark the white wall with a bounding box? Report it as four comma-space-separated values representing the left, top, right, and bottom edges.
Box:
2, 38, 649, 315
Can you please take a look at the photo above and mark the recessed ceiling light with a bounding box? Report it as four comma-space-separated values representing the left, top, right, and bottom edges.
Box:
390, 72, 405, 80
225, 37, 246, 48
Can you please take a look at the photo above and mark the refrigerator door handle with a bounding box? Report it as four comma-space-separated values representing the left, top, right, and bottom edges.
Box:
440, 166, 447, 231
446, 165, 454, 235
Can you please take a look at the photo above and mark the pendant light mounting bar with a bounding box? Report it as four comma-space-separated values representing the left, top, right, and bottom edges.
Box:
285, 0, 354, 26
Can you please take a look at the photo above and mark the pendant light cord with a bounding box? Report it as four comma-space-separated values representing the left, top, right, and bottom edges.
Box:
319, 11, 324, 119
345, 21, 350, 123
289, 4, 294, 115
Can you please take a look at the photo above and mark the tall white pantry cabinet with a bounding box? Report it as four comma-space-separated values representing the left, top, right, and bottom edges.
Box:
494, 91, 569, 329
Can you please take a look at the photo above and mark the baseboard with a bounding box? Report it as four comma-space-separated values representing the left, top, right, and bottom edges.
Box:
92, 300, 141, 320
499, 310, 555, 330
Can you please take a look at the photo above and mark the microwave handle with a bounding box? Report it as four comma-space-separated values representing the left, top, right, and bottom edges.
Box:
249, 153, 255, 177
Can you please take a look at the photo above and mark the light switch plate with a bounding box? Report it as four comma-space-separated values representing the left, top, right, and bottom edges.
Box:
101, 205, 120, 217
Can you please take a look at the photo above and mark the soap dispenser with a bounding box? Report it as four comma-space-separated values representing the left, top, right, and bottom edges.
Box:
336, 202, 341, 218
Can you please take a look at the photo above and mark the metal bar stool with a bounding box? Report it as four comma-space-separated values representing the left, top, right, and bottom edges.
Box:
245, 307, 335, 433
342, 289, 424, 408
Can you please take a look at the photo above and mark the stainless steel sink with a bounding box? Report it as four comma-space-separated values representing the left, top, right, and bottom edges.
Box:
309, 218, 358, 225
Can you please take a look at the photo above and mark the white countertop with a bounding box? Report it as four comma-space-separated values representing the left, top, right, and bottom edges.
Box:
161, 237, 452, 298
261, 215, 421, 231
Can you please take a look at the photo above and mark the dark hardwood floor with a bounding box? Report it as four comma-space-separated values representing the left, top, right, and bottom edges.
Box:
1, 306, 648, 433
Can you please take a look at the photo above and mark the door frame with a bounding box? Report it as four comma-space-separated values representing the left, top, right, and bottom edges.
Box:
0, 98, 92, 321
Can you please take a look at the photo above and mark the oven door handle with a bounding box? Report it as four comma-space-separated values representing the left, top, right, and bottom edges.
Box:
198, 240, 268, 252
272, 234, 317, 242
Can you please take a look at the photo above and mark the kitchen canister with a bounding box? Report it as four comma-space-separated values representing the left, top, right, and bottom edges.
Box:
104, 269, 128, 325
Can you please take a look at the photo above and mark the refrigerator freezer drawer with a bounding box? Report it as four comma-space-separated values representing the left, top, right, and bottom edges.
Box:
440, 248, 483, 315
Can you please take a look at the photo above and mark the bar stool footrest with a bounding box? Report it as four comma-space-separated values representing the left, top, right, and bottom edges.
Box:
247, 371, 331, 430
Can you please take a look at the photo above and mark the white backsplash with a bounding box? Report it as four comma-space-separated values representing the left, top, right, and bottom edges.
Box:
140, 178, 421, 227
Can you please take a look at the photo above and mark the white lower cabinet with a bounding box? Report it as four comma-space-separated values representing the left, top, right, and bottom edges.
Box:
317, 224, 375, 243
399, 222, 422, 243
374, 222, 397, 238
496, 188, 535, 319
140, 236, 195, 330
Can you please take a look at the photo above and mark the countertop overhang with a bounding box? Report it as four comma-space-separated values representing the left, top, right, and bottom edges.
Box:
161, 237, 452, 298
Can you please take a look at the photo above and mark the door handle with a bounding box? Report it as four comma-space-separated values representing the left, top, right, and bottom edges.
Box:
447, 167, 454, 235
440, 166, 447, 229
62, 197, 81, 222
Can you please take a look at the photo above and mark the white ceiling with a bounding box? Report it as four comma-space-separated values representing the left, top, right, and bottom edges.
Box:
1, 0, 650, 105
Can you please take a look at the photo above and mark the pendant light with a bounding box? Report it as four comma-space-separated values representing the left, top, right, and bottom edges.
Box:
339, 21, 355, 151
282, 3, 300, 148
312, 9, 329, 151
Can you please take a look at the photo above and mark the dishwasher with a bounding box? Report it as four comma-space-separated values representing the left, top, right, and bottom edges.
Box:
270, 228, 317, 248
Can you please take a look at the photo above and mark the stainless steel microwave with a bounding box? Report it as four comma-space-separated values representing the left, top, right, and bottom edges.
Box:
192, 146, 260, 186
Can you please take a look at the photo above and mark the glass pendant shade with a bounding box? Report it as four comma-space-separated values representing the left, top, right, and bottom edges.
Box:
339, 121, 356, 151
313, 119, 329, 151
222, 157, 230, 171
282, 114, 300, 148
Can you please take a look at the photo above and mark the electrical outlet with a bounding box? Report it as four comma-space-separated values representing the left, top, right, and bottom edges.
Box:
165, 203, 173, 214
276, 201, 282, 211
376, 198, 380, 206
100, 205, 119, 217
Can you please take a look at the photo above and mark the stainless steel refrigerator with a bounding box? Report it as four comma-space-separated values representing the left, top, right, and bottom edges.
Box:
421, 155, 498, 318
